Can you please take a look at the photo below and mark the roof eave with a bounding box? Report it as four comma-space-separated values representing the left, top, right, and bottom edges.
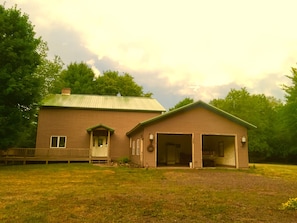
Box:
41, 105, 165, 113
87, 124, 115, 133
126, 123, 143, 136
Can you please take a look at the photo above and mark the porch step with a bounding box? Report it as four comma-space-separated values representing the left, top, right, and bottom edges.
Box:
92, 159, 108, 164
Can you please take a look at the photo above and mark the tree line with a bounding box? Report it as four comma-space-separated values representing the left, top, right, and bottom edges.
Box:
169, 74, 297, 163
1, 4, 297, 164
0, 4, 150, 149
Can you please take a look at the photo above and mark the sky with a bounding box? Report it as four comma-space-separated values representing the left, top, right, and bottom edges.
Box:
3, 0, 297, 109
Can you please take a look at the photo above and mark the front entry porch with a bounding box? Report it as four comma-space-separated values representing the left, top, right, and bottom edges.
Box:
87, 124, 114, 163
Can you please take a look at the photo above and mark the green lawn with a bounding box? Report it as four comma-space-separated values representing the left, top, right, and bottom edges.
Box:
0, 163, 297, 223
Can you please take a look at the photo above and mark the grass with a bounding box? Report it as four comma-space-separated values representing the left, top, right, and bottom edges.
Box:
0, 163, 297, 222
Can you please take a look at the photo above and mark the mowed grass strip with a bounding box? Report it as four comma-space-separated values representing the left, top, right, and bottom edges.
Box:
0, 163, 297, 223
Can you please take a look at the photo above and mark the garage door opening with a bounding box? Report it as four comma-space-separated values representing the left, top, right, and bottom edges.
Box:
157, 133, 192, 167
202, 135, 236, 168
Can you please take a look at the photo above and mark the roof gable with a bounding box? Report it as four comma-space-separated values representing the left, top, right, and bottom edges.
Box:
87, 124, 115, 133
127, 100, 256, 136
41, 94, 166, 112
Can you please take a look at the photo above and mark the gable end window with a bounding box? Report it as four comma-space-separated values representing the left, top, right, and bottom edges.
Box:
50, 136, 67, 148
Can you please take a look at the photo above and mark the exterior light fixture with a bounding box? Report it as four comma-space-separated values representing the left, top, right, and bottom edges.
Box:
241, 136, 246, 146
147, 133, 155, 152
149, 133, 154, 142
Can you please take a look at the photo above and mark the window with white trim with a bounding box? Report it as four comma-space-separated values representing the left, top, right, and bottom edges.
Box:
136, 139, 140, 156
132, 140, 136, 155
50, 136, 67, 148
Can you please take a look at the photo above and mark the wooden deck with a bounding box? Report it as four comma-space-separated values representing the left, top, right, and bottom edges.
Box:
0, 148, 109, 165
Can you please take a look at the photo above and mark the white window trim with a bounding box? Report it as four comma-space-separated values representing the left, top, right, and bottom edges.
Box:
50, 136, 67, 148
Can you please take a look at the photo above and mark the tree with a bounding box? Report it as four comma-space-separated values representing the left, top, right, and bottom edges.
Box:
53, 66, 152, 97
281, 67, 297, 161
52, 62, 95, 94
118, 73, 149, 96
169, 97, 194, 111
93, 70, 120, 95
94, 70, 152, 97
210, 88, 282, 162
34, 40, 64, 96
282, 67, 297, 131
0, 4, 43, 149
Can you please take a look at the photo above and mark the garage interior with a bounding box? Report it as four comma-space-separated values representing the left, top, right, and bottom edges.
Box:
157, 133, 192, 167
202, 135, 236, 167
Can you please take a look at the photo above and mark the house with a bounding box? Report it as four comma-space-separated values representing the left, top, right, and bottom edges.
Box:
35, 89, 165, 162
35, 89, 256, 168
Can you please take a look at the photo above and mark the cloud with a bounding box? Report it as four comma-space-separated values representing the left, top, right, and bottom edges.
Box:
86, 59, 101, 77
4, 0, 297, 109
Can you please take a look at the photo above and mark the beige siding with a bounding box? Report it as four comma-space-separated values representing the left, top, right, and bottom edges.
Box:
129, 129, 144, 166
36, 108, 161, 160
138, 107, 248, 168
37, 104, 250, 168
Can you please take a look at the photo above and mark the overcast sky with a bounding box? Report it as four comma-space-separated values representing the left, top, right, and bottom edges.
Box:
4, 0, 297, 109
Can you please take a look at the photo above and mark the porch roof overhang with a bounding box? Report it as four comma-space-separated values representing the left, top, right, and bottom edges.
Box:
126, 100, 257, 136
87, 124, 115, 134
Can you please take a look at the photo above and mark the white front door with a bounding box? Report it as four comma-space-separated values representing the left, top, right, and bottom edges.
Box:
92, 136, 108, 157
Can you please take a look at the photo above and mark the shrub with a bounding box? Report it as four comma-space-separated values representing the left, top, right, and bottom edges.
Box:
281, 198, 297, 210
118, 157, 130, 164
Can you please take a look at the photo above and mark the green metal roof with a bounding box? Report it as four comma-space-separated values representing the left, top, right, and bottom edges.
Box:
127, 100, 257, 136
41, 94, 166, 112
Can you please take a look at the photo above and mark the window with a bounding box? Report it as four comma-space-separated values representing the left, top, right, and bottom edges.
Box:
136, 139, 140, 156
132, 140, 136, 155
98, 138, 103, 147
50, 136, 67, 148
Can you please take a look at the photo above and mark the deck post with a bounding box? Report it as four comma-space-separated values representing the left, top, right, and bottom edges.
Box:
23, 148, 27, 165
107, 130, 111, 164
89, 131, 93, 163
5, 150, 8, 165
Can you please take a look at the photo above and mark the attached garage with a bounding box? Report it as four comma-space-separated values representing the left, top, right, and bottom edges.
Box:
127, 100, 256, 169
